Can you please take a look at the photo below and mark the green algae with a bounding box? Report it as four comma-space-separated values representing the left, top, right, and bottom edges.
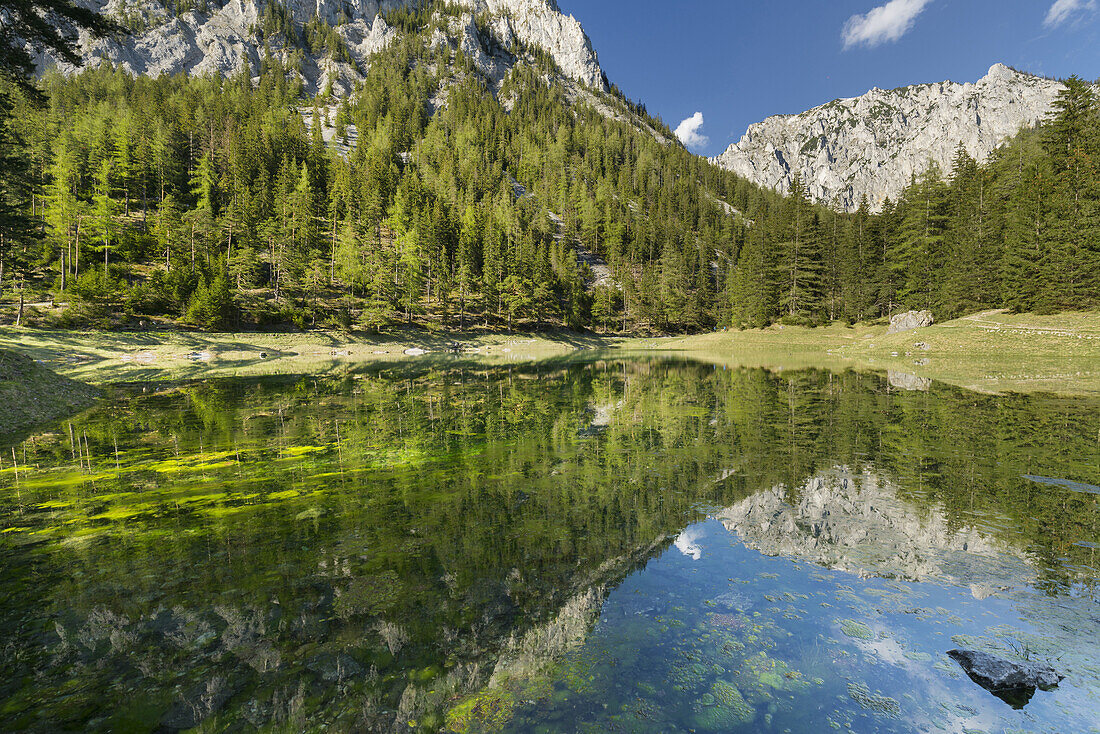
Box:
846, 682, 901, 717
840, 619, 874, 641
445, 688, 516, 733
691, 680, 755, 731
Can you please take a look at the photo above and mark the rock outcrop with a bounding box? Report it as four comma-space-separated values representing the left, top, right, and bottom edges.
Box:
37, 0, 606, 96
887, 310, 934, 334
713, 64, 1065, 212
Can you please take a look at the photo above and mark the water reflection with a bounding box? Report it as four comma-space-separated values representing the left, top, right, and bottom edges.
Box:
0, 360, 1097, 732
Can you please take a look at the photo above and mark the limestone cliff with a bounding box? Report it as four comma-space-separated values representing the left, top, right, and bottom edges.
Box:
713, 64, 1065, 212
38, 0, 605, 96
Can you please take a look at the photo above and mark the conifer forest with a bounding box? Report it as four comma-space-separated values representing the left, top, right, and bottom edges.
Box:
1, 4, 1098, 334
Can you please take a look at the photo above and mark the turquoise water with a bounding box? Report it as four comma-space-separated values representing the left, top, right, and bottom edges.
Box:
0, 360, 1098, 732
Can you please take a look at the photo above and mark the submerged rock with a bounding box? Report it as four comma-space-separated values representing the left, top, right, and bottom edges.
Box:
711, 591, 751, 612
947, 649, 1063, 708
847, 681, 901, 717
691, 680, 754, 731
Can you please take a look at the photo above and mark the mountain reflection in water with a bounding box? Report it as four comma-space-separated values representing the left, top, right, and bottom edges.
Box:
0, 360, 1097, 732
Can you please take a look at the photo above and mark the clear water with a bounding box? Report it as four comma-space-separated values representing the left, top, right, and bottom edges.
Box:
1, 360, 1098, 733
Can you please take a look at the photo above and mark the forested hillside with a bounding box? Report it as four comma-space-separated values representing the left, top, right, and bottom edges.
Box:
0, 2, 1097, 333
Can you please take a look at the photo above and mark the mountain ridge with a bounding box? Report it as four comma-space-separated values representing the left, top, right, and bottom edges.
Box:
713, 63, 1067, 212
35, 0, 607, 96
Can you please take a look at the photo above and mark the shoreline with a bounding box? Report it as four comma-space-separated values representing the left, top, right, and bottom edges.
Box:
2, 310, 1098, 396
0, 349, 101, 440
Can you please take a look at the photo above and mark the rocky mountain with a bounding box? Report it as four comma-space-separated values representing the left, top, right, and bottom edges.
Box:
38, 0, 606, 96
713, 64, 1066, 212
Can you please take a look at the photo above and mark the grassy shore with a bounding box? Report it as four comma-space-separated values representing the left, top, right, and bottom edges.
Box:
0, 327, 617, 384
1, 310, 1097, 395
629, 310, 1100, 396
0, 349, 100, 439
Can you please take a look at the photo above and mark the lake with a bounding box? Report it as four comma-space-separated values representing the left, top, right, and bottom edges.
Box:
1, 359, 1098, 733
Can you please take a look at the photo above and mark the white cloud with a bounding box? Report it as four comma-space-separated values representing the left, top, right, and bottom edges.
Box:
842, 0, 932, 49
674, 112, 708, 149
1044, 0, 1096, 28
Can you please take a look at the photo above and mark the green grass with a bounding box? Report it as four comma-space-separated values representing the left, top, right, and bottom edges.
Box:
0, 349, 100, 439
635, 310, 1100, 396
2, 310, 1097, 396
0, 327, 620, 384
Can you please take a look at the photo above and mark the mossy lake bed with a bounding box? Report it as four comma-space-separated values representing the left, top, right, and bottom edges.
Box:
0, 320, 1098, 732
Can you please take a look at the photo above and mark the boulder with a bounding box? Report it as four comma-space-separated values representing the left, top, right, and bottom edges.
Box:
947, 649, 1063, 708
887, 310, 934, 334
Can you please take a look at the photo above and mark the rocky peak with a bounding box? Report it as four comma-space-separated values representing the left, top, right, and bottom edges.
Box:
713, 64, 1066, 212
458, 0, 604, 88
40, 0, 605, 96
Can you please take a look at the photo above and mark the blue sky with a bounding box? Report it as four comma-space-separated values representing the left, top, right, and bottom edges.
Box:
560, 0, 1100, 157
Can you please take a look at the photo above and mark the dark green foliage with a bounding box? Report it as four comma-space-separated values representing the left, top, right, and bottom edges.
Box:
0, 0, 116, 301
185, 269, 234, 329
0, 0, 117, 95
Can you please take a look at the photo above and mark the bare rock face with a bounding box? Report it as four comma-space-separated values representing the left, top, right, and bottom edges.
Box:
887, 310, 934, 334
713, 64, 1065, 212
462, 0, 604, 89
37, 0, 606, 97
947, 649, 1063, 708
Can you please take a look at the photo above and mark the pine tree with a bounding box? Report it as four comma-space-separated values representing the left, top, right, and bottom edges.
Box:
1041, 77, 1099, 309
184, 152, 218, 272
777, 175, 823, 322
92, 158, 116, 270
893, 165, 948, 312
44, 136, 81, 290
0, 85, 39, 301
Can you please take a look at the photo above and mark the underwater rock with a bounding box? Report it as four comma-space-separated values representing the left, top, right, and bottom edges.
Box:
159, 674, 244, 730
669, 659, 711, 691
840, 619, 875, 641
947, 649, 1063, 708
306, 652, 364, 682
711, 591, 752, 611
691, 680, 755, 731
444, 687, 516, 733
